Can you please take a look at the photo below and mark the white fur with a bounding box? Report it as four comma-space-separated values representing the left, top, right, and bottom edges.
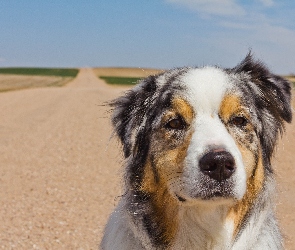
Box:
181, 67, 229, 114
171, 68, 246, 202
173, 204, 234, 250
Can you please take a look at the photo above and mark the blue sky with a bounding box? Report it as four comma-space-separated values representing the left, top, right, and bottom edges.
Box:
0, 1, 294, 74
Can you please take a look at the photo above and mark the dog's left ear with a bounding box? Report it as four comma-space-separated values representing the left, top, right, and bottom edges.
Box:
110, 75, 158, 158
234, 53, 292, 124
233, 53, 292, 166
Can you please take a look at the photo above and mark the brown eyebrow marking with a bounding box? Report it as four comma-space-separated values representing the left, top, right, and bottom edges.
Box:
171, 97, 194, 123
219, 95, 243, 121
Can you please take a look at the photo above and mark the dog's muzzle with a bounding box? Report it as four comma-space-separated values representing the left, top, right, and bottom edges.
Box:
199, 150, 236, 182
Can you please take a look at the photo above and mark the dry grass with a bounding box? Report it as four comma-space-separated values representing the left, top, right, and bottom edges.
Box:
0, 74, 74, 92
93, 67, 163, 78
285, 75, 295, 84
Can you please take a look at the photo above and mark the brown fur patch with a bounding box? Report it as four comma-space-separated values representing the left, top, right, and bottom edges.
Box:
228, 151, 264, 236
237, 143, 258, 178
146, 184, 179, 246
139, 97, 194, 245
171, 97, 194, 124
139, 158, 180, 245
219, 94, 249, 121
220, 94, 259, 180
140, 136, 192, 245
220, 94, 265, 236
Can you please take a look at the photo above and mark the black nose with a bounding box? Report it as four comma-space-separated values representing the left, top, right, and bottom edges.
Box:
199, 150, 235, 182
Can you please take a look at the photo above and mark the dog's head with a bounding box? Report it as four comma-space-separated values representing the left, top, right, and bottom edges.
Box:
111, 54, 292, 205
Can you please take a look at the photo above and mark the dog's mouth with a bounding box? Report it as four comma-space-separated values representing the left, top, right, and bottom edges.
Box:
175, 190, 231, 203
174, 179, 237, 203
200, 191, 232, 200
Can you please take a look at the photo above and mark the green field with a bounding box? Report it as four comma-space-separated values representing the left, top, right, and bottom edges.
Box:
0, 67, 79, 77
99, 76, 142, 85
100, 75, 295, 88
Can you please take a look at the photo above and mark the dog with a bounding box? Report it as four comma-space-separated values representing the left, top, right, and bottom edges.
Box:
100, 54, 292, 250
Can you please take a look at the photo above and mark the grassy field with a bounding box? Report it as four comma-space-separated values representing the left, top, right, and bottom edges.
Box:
99, 73, 295, 87
0, 68, 79, 92
94, 67, 162, 77
95, 67, 162, 86
285, 75, 295, 85
0, 67, 79, 77
99, 76, 142, 85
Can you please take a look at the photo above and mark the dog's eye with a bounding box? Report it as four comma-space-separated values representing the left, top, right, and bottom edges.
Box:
230, 116, 248, 127
166, 118, 185, 130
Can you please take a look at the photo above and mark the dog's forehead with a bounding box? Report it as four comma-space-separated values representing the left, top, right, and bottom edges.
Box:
178, 67, 232, 113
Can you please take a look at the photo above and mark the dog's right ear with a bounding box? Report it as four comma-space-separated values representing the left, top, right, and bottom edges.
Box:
110, 75, 158, 158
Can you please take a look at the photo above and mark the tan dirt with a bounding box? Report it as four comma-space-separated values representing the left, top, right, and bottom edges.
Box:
0, 68, 294, 249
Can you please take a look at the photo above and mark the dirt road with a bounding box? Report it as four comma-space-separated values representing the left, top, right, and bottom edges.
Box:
0, 69, 294, 249
0, 69, 126, 249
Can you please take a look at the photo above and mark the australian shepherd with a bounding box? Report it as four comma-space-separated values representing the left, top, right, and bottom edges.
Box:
101, 54, 292, 250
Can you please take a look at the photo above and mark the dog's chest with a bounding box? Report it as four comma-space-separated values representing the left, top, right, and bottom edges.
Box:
170, 206, 235, 250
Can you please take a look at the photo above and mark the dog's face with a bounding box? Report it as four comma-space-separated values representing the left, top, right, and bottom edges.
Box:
111, 54, 292, 206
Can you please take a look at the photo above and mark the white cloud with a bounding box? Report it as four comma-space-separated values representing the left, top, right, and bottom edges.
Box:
166, 0, 245, 16
258, 0, 274, 7
206, 20, 295, 73
165, 0, 295, 74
